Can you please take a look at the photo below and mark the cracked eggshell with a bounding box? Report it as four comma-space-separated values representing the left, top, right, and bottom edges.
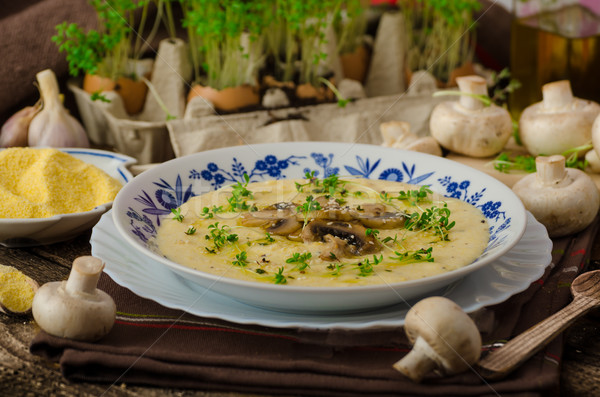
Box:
429, 76, 512, 158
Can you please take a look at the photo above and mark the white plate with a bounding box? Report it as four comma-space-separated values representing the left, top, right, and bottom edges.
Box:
0, 148, 136, 247
111, 142, 528, 313
92, 210, 551, 330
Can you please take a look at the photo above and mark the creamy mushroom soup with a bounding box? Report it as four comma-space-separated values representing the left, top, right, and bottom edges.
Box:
154, 177, 489, 287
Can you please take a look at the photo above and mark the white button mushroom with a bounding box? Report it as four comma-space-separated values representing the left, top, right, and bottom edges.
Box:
393, 296, 482, 382
589, 113, 600, 172
429, 75, 512, 157
512, 155, 600, 237
32, 256, 116, 341
380, 121, 442, 156
519, 80, 600, 157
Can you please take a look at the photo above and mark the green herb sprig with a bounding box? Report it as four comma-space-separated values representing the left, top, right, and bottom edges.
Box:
204, 222, 239, 253
390, 247, 434, 265
185, 226, 197, 235
405, 204, 455, 241
232, 251, 249, 267
228, 174, 253, 211
356, 255, 383, 277
326, 262, 344, 276
257, 232, 276, 246
199, 205, 224, 219
381, 185, 433, 206
171, 208, 184, 222
492, 143, 593, 174
285, 252, 312, 271
296, 172, 347, 198
297, 195, 322, 225
274, 267, 287, 284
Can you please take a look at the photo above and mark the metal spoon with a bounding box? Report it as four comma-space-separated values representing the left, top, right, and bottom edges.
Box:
477, 270, 600, 380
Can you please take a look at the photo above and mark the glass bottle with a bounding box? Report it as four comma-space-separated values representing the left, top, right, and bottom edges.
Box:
509, 0, 600, 118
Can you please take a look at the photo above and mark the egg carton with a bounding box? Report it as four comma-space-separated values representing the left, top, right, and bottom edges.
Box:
68, 38, 190, 164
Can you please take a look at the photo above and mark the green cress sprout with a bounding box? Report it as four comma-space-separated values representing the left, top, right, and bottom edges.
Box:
296, 172, 347, 198
199, 205, 224, 219
297, 195, 321, 225
232, 251, 249, 267
171, 208, 184, 222
405, 204, 455, 241
256, 232, 276, 246
182, 0, 268, 90
380, 185, 432, 206
327, 262, 344, 276
285, 252, 312, 271
204, 222, 239, 253
53, 0, 162, 80
185, 226, 197, 235
492, 143, 592, 174
356, 255, 383, 277
228, 174, 253, 211
390, 247, 434, 265
274, 267, 287, 284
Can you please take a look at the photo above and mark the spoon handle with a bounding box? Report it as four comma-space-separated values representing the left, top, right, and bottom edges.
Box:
477, 297, 598, 380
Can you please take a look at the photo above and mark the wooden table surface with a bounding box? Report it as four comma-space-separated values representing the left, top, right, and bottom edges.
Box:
4, 150, 600, 396
2, 229, 600, 396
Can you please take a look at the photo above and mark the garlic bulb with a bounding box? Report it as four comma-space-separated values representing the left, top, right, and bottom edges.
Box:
0, 103, 40, 147
28, 69, 89, 148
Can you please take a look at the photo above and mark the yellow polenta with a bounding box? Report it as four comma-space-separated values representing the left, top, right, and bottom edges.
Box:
155, 178, 490, 287
0, 265, 36, 313
0, 148, 122, 218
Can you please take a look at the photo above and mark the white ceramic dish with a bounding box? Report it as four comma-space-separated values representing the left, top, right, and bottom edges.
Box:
111, 142, 528, 313
0, 148, 136, 247
92, 210, 551, 329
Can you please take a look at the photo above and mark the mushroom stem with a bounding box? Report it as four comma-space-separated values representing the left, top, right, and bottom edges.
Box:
456, 75, 488, 111
65, 256, 104, 295
535, 155, 567, 187
542, 80, 573, 109
393, 336, 438, 382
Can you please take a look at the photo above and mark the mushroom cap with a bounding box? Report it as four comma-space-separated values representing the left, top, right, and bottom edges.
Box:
32, 281, 116, 341
591, 113, 600, 161
512, 165, 600, 237
403, 296, 481, 374
519, 98, 600, 156
429, 101, 512, 157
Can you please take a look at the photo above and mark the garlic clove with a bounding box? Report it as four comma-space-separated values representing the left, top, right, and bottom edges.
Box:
0, 103, 41, 148
27, 69, 89, 148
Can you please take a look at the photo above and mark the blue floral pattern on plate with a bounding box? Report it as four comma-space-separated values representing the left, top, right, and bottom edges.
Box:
126, 151, 513, 260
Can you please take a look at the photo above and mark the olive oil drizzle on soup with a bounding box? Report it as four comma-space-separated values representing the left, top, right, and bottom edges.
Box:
154, 177, 489, 287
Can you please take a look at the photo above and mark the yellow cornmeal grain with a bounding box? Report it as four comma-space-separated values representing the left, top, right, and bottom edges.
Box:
0, 148, 122, 218
0, 265, 36, 313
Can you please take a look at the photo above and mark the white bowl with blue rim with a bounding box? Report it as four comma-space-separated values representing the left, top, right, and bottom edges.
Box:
0, 148, 135, 247
110, 142, 529, 314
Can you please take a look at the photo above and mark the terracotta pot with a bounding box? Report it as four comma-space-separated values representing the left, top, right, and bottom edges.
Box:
82, 74, 148, 115
340, 44, 371, 84
187, 84, 260, 112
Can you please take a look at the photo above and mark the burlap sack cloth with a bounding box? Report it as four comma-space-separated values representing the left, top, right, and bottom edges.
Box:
30, 217, 599, 396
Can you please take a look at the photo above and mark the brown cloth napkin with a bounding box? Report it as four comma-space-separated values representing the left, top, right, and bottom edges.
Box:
30, 218, 599, 397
